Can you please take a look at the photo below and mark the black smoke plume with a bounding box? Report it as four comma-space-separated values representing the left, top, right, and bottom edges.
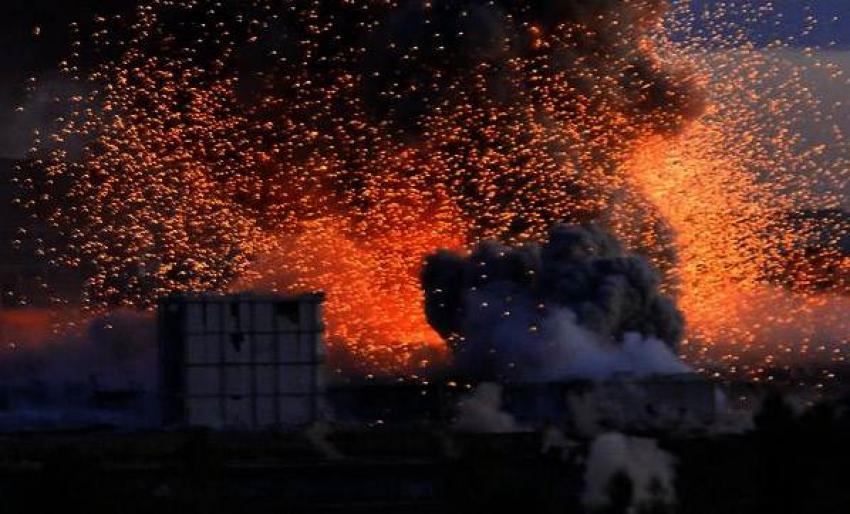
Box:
422, 224, 688, 381
361, 0, 703, 134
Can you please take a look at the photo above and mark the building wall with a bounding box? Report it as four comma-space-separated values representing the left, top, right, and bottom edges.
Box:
159, 292, 325, 430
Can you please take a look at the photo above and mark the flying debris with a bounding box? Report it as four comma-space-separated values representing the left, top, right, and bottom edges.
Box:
14, 0, 850, 376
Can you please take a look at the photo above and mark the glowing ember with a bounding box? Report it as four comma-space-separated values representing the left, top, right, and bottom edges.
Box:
14, 1, 850, 376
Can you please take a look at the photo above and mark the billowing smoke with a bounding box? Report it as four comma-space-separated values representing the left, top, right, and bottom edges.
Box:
362, 0, 703, 136
453, 382, 523, 433
422, 224, 689, 381
582, 432, 677, 512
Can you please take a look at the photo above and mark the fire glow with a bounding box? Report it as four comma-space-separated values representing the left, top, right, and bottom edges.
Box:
15, 0, 850, 376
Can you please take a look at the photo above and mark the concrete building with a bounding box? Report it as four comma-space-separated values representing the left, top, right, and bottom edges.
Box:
159, 292, 326, 430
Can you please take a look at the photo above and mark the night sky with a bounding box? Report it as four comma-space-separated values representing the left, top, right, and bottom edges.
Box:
0, 1, 136, 158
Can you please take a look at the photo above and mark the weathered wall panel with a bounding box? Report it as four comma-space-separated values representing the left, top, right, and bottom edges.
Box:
159, 292, 325, 430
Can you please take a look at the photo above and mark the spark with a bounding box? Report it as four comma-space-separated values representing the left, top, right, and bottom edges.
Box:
16, 1, 850, 378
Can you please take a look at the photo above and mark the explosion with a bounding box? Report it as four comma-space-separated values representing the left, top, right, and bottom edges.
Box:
14, 1, 850, 377
628, 3, 850, 380
422, 224, 690, 382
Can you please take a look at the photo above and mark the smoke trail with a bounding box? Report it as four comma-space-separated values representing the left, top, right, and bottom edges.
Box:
422, 224, 689, 381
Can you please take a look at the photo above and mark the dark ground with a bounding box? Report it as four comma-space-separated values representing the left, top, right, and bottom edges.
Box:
0, 429, 579, 514
1, 399, 850, 514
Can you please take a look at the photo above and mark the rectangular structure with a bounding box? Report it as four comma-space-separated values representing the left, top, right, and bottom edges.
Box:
159, 292, 325, 429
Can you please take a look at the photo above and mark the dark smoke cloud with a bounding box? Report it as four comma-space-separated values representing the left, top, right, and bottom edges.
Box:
362, 0, 703, 134
422, 224, 688, 381
236, 0, 704, 237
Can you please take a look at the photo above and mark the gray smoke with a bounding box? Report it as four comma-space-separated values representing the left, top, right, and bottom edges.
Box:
583, 432, 677, 511
453, 382, 523, 433
422, 224, 688, 382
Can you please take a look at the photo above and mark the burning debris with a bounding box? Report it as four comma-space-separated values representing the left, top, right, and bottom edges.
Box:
362, 0, 704, 136
10, 0, 850, 377
3, 1, 850, 510
16, 0, 705, 372
766, 209, 850, 293
422, 224, 689, 382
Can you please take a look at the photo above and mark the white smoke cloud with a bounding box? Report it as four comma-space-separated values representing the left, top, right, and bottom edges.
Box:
583, 432, 677, 512
567, 376, 716, 436
459, 299, 691, 382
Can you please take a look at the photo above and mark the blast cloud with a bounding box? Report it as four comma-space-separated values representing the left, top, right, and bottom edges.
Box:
422, 224, 689, 382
